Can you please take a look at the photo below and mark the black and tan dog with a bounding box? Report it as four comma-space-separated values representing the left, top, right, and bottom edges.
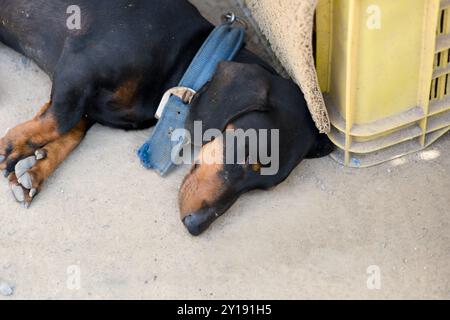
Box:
0, 0, 333, 235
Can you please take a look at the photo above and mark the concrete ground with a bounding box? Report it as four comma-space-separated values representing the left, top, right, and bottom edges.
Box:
0, 1, 449, 300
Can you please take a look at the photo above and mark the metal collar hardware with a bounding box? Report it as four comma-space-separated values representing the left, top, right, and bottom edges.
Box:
222, 12, 248, 30
155, 87, 197, 120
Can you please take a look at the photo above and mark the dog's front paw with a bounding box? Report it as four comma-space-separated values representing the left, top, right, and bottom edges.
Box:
8, 150, 48, 208
0, 130, 38, 177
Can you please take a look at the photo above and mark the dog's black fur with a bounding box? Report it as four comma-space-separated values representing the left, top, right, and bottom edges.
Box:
0, 0, 333, 235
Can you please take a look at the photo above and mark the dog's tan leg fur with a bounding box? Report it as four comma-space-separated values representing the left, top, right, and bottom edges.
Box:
0, 102, 61, 172
8, 119, 89, 206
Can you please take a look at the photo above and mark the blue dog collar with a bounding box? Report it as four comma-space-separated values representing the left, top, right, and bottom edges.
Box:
138, 18, 245, 176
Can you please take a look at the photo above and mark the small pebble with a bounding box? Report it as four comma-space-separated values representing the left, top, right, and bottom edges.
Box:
0, 281, 14, 296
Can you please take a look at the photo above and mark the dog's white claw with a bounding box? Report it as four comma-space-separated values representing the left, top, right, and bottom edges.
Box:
18, 172, 32, 190
11, 185, 25, 203
29, 188, 37, 198
15, 156, 36, 178
35, 149, 46, 160
0, 155, 5, 163
2, 170, 9, 178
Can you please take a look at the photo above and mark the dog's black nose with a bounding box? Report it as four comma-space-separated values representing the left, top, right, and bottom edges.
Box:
182, 209, 216, 236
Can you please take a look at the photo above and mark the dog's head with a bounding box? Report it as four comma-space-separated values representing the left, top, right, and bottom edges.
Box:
179, 61, 330, 236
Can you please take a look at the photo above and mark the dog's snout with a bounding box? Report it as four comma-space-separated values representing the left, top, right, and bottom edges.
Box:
182, 210, 217, 236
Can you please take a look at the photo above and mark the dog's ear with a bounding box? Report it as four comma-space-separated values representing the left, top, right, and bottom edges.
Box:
186, 62, 272, 139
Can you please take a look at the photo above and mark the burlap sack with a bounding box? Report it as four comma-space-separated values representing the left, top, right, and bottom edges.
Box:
245, 0, 330, 133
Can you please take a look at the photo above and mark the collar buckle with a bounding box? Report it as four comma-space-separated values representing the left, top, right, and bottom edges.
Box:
155, 87, 197, 119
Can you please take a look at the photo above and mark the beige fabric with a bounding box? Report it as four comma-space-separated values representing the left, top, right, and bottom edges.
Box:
244, 0, 330, 133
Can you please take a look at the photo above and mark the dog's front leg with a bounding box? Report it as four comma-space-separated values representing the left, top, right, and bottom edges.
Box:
0, 61, 96, 206
0, 64, 94, 176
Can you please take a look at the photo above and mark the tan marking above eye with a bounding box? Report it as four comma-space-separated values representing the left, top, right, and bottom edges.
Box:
252, 163, 262, 172
197, 136, 224, 166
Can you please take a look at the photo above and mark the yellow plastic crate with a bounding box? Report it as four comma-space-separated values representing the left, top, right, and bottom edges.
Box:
316, 0, 450, 167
